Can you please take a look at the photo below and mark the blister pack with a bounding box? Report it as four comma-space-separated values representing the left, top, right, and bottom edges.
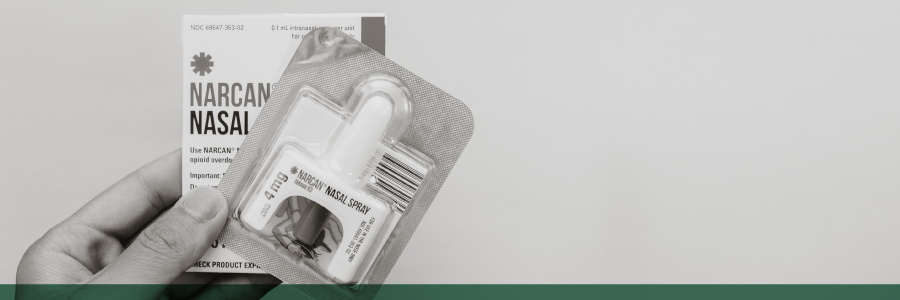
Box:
217, 27, 473, 298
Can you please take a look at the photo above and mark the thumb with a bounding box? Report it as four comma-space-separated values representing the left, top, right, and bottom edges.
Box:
88, 186, 227, 285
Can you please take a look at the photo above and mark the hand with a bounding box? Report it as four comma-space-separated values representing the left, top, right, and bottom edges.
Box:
16, 149, 280, 299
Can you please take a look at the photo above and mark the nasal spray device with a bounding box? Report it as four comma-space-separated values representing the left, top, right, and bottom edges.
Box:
218, 27, 473, 299
238, 77, 414, 283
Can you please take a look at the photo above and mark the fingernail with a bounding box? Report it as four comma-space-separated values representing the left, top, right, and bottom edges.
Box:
181, 186, 224, 221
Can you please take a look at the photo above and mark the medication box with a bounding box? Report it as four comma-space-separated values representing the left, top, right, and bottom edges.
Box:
182, 14, 385, 273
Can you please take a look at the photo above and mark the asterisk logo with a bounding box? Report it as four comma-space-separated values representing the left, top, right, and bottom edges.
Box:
290, 166, 298, 174
191, 52, 214, 76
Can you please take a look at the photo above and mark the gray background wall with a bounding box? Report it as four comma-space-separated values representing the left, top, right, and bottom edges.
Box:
1, 0, 898, 284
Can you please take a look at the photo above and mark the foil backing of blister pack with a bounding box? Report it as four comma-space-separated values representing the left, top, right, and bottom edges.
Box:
216, 27, 474, 299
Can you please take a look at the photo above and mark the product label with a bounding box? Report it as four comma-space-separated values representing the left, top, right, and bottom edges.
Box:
241, 149, 388, 280
246, 152, 384, 229
182, 14, 385, 273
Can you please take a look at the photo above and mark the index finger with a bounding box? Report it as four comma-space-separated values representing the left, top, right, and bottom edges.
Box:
65, 149, 184, 240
